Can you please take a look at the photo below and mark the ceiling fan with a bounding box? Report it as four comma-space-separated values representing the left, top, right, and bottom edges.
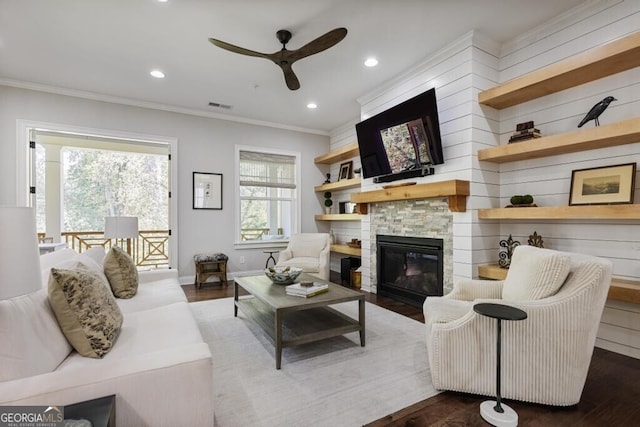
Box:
208, 27, 347, 90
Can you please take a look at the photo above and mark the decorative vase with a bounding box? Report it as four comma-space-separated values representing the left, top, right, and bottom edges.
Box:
325, 207, 331, 214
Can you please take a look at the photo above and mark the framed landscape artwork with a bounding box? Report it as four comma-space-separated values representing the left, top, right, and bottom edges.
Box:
193, 172, 223, 210
569, 163, 636, 206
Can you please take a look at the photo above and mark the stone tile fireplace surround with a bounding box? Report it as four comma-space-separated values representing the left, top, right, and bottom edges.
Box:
368, 198, 453, 295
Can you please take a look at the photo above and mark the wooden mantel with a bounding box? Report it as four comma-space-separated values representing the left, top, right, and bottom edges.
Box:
350, 180, 469, 212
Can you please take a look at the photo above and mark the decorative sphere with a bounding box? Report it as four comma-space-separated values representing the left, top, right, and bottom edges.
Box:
264, 266, 302, 285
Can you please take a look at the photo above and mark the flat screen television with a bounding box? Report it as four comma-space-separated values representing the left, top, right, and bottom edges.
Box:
355, 88, 443, 182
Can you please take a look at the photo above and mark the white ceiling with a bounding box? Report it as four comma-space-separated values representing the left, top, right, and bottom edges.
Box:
0, 0, 586, 134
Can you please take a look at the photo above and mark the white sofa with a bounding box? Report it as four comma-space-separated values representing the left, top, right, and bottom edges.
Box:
0, 248, 214, 426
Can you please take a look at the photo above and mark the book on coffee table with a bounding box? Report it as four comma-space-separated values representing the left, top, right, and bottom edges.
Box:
285, 282, 329, 298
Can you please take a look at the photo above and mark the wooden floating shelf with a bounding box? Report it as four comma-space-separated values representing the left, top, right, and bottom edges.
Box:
478, 264, 640, 304
478, 204, 640, 220
315, 178, 361, 192
314, 142, 359, 165
478, 118, 640, 163
314, 213, 361, 221
478, 31, 640, 109
350, 180, 470, 213
330, 244, 361, 256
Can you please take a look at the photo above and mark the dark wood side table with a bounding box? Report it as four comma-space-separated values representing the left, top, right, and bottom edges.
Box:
64, 395, 115, 427
473, 303, 527, 427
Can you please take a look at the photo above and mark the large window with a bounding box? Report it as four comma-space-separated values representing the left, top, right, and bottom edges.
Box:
236, 146, 300, 244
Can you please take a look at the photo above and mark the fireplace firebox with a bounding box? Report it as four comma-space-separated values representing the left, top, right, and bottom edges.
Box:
376, 235, 443, 307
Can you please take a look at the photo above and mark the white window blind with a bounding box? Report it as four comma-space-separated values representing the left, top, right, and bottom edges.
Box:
239, 151, 296, 189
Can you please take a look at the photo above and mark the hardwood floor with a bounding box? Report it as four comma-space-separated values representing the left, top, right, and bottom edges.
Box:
182, 274, 640, 427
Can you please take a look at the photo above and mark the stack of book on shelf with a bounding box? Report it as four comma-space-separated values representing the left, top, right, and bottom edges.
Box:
285, 282, 329, 298
509, 120, 541, 143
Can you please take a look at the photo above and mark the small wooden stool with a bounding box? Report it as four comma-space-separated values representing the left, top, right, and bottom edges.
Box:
194, 253, 228, 288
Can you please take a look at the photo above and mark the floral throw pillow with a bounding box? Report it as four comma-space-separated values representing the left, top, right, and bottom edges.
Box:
48, 262, 123, 358
104, 246, 139, 298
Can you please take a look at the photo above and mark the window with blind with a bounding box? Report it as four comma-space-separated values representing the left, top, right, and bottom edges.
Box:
236, 147, 300, 243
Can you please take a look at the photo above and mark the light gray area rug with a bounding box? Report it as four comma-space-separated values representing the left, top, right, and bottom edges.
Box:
189, 297, 438, 427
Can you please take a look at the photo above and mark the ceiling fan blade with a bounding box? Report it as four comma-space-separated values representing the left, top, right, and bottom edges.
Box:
287, 27, 347, 62
280, 62, 300, 90
208, 37, 269, 59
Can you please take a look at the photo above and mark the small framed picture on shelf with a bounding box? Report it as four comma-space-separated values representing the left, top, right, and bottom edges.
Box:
338, 161, 353, 181
569, 163, 636, 206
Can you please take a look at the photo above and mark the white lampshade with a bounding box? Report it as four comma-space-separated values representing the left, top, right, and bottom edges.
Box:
0, 207, 42, 299
104, 216, 139, 239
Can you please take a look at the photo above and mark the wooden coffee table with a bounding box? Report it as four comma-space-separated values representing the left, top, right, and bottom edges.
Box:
234, 274, 365, 369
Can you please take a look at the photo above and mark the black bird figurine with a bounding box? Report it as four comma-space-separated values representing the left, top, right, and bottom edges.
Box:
577, 96, 617, 127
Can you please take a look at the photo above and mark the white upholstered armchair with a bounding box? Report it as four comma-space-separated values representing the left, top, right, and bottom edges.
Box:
423, 245, 612, 406
276, 233, 330, 280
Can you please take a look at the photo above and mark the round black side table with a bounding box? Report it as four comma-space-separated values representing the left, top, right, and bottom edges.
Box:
473, 303, 527, 427
264, 250, 278, 268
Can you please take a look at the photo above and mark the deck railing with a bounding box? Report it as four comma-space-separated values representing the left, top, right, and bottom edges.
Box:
240, 227, 284, 241
60, 230, 170, 269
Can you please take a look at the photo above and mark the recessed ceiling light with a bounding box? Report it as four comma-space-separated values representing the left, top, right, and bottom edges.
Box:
150, 70, 165, 79
307, 103, 317, 109
157, 0, 168, 3
364, 57, 378, 67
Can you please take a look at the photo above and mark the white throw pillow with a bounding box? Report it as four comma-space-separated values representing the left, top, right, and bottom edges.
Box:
80, 246, 106, 268
502, 245, 571, 301
0, 289, 73, 381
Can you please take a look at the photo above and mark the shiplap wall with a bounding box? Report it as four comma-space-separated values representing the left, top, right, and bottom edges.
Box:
328, 0, 640, 357
485, 0, 640, 358
330, 31, 503, 291
326, 120, 362, 275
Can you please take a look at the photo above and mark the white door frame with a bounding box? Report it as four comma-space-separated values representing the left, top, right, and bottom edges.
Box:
15, 119, 179, 269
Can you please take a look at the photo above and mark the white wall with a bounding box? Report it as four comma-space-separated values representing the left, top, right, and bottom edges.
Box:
0, 86, 329, 279
483, 0, 640, 358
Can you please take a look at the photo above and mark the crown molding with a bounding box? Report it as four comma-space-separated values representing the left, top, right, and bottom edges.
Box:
0, 78, 329, 136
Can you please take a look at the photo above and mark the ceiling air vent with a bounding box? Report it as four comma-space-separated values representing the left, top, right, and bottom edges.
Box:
208, 101, 232, 110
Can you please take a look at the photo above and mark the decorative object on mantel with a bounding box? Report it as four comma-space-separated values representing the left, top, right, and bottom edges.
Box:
324, 173, 331, 184
381, 181, 417, 189
353, 167, 361, 178
528, 231, 544, 248
509, 121, 541, 143
347, 238, 361, 249
498, 234, 520, 268
569, 162, 636, 206
577, 96, 617, 127
324, 191, 333, 214
329, 229, 335, 244
507, 194, 536, 207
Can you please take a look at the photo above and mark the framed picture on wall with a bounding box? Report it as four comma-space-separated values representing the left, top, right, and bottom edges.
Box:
339, 161, 353, 181
569, 163, 636, 206
193, 172, 223, 209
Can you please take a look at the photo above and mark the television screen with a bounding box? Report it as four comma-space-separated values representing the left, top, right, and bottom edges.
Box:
355, 88, 443, 180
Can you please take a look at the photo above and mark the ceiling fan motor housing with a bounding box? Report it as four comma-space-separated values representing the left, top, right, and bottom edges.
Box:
276, 29, 292, 46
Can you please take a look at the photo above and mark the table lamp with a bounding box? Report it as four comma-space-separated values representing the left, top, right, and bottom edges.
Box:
0, 207, 42, 299
104, 216, 139, 255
